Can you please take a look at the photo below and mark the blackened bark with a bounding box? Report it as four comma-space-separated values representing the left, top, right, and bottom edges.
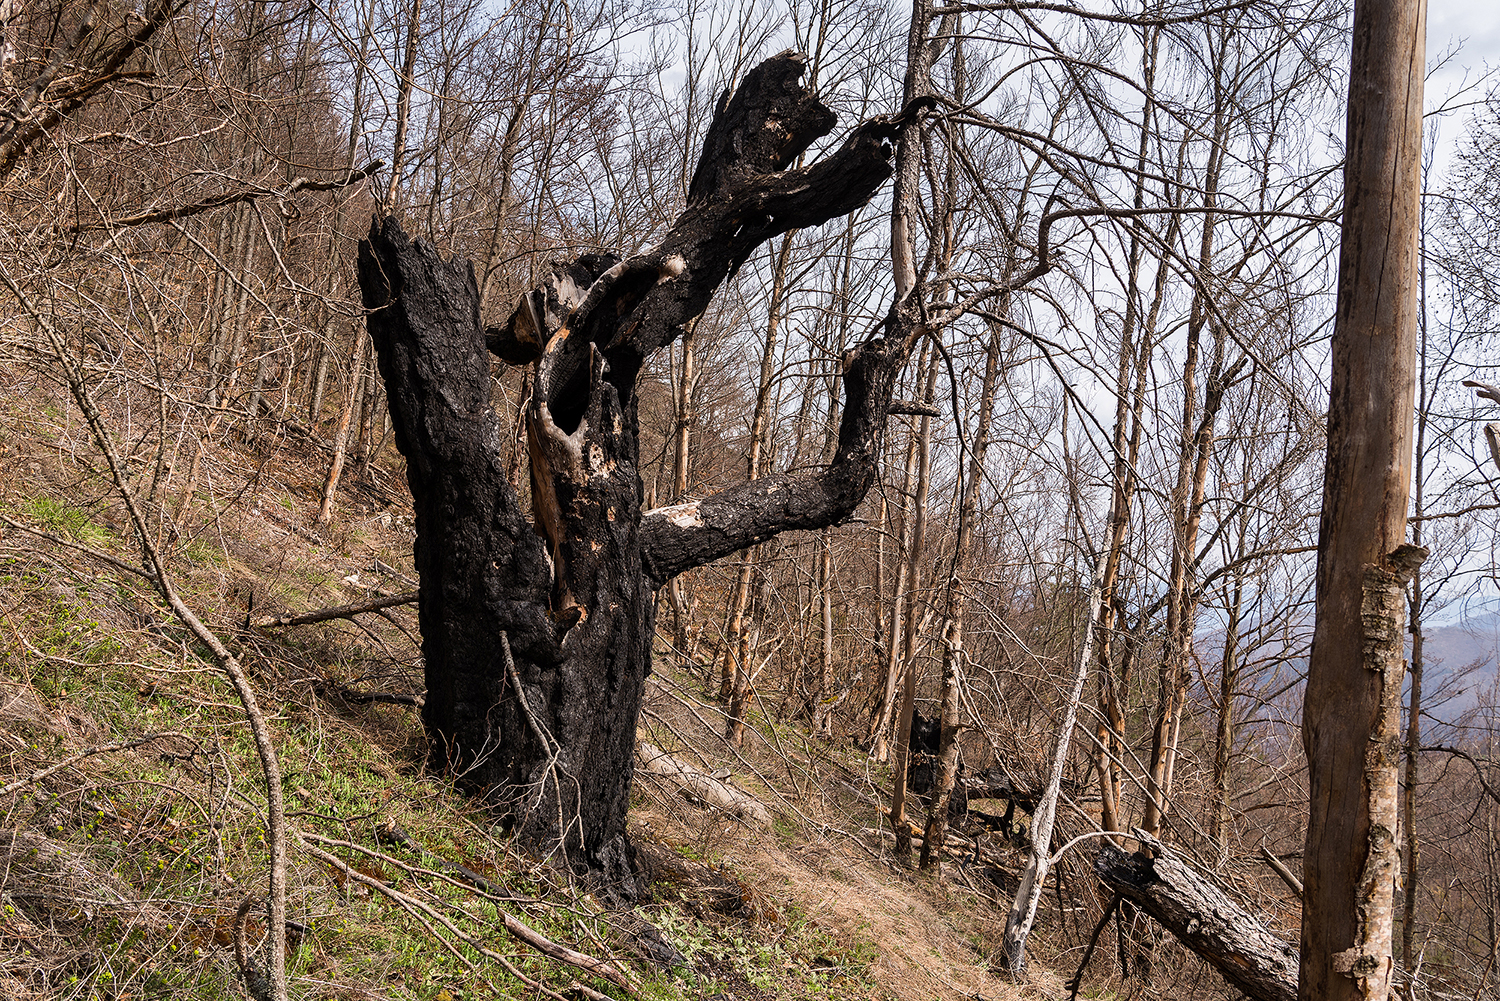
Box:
640, 334, 906, 585
357, 51, 902, 892
356, 224, 570, 838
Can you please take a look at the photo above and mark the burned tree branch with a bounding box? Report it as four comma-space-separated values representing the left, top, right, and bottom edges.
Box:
639, 334, 908, 585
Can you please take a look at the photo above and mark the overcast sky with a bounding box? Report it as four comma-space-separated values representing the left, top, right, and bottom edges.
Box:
1427, 1, 1500, 176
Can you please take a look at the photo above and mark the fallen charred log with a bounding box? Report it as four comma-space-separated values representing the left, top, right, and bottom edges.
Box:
1093, 832, 1298, 1001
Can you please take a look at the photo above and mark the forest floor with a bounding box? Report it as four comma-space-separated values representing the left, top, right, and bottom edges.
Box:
0, 364, 1078, 1001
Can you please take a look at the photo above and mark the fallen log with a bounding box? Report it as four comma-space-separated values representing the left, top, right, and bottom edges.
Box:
1093, 831, 1298, 1001
635, 742, 772, 828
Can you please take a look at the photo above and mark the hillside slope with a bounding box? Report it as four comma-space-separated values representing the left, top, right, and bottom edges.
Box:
0, 365, 1097, 1001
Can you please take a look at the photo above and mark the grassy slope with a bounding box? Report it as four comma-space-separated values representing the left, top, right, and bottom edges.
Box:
0, 368, 1056, 1001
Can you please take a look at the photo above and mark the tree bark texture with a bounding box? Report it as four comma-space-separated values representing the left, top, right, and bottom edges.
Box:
1095, 836, 1299, 1001
358, 52, 905, 889
1300, 1, 1426, 998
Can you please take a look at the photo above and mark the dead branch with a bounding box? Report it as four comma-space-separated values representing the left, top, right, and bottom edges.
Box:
321, 685, 423, 708
300, 836, 636, 996
0, 731, 193, 796
0, 512, 155, 582
0, 0, 189, 182
62, 161, 384, 232
1258, 846, 1304, 899
251, 591, 419, 628
1, 261, 291, 1001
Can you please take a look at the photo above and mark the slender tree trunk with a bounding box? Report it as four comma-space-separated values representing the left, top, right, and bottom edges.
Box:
1144, 91, 1232, 837
1002, 557, 1103, 970
665, 323, 696, 660
1095, 28, 1161, 838
1402, 190, 1433, 973
382, 0, 423, 216
809, 343, 847, 737
356, 349, 382, 475
868, 358, 926, 760
318, 330, 368, 524
307, 0, 370, 428
877, 0, 938, 777
216, 205, 259, 407
1401, 575, 1423, 969
1211, 551, 1245, 855
812, 531, 836, 737
308, 271, 337, 425
920, 320, 1001, 869
726, 234, 796, 743
205, 211, 235, 396
891, 358, 938, 860
1300, 1, 1427, 998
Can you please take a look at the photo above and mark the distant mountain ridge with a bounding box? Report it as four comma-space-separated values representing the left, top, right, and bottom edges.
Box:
1415, 612, 1500, 720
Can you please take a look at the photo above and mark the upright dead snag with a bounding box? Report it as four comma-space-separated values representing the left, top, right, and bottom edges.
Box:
1300, 0, 1426, 996
359, 52, 910, 894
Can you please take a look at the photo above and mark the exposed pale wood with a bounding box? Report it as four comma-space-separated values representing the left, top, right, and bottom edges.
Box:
635, 742, 772, 828
0, 732, 192, 797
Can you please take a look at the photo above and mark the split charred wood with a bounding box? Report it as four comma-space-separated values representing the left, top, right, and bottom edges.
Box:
1093, 834, 1298, 1001
358, 50, 904, 895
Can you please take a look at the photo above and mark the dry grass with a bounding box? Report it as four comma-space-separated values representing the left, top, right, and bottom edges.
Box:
0, 360, 1192, 1001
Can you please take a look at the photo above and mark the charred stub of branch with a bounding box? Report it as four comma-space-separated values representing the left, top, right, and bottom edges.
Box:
687, 52, 838, 202
358, 49, 900, 895
1094, 834, 1299, 1001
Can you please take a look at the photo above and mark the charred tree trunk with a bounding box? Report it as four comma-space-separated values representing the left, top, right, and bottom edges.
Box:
358, 53, 906, 892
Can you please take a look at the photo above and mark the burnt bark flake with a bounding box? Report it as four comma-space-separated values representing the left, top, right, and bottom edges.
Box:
357, 51, 900, 891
